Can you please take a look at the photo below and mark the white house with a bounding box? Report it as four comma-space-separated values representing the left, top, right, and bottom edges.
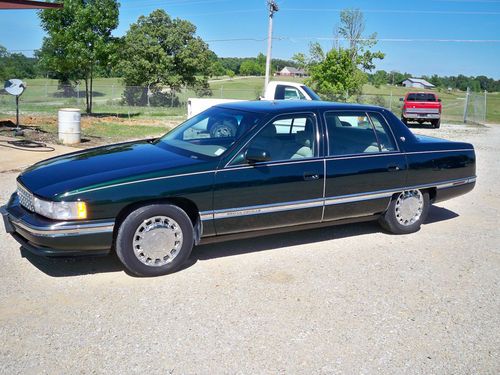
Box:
277, 66, 308, 78
402, 78, 435, 89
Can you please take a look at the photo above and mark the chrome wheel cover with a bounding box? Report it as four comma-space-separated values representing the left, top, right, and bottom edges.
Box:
395, 190, 424, 226
133, 216, 183, 267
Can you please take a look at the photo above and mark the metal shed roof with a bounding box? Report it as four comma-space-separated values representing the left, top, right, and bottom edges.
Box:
405, 78, 435, 87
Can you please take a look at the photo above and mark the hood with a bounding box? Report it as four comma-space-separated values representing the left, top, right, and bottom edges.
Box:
18, 140, 209, 199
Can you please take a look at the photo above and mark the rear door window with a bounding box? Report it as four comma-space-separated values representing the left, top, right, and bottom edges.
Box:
325, 111, 397, 156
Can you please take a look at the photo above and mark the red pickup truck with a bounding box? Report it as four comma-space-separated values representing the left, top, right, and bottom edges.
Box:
400, 92, 442, 128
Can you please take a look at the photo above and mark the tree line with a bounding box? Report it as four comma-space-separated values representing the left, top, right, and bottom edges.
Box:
1, 2, 498, 113
367, 70, 500, 92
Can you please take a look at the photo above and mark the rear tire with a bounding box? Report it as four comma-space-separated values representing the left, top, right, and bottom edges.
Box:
432, 119, 441, 129
401, 117, 408, 126
115, 204, 194, 277
379, 190, 430, 234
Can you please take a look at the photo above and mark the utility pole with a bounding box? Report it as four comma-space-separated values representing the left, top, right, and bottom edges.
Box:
264, 0, 279, 91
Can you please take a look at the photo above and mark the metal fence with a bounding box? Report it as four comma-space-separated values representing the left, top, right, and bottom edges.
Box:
0, 83, 490, 125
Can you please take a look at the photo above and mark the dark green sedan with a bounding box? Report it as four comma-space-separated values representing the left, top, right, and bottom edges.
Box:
1, 101, 476, 276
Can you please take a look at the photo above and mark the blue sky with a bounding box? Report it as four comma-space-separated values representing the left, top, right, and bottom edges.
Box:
1, 0, 499, 78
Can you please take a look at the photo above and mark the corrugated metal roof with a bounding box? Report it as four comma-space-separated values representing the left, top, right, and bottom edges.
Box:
405, 78, 435, 87
0, 0, 62, 9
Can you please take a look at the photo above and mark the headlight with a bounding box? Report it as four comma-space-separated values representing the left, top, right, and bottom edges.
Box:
33, 197, 87, 220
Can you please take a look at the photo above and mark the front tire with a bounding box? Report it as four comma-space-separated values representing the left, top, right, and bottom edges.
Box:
379, 190, 430, 234
115, 204, 194, 276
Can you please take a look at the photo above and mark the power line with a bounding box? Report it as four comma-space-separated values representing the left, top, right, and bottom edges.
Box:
285, 37, 500, 43
204, 37, 500, 43
120, 0, 232, 9
8, 37, 500, 53
282, 8, 500, 15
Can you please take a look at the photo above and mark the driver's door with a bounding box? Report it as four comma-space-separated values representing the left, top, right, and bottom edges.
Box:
212, 112, 324, 235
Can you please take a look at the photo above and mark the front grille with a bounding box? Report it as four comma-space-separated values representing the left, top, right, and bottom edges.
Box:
17, 183, 35, 212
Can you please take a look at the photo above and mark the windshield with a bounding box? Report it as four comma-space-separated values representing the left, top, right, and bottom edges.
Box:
301, 85, 322, 101
158, 107, 264, 158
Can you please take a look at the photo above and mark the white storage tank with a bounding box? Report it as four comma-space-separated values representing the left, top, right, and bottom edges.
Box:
58, 108, 81, 144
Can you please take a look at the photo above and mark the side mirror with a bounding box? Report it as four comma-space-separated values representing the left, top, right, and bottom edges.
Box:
399, 98, 404, 102
246, 147, 271, 163
438, 98, 442, 102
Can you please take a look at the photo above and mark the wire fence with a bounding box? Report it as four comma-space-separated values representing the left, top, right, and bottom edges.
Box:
0, 82, 490, 125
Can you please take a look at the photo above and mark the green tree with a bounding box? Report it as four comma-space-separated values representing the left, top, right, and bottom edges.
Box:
239, 60, 262, 76
306, 47, 367, 100
119, 9, 213, 105
38, 0, 119, 113
0, 45, 9, 81
0, 45, 38, 81
338, 9, 385, 70
371, 70, 388, 88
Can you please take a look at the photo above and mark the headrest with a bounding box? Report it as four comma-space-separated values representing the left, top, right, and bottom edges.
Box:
260, 124, 277, 138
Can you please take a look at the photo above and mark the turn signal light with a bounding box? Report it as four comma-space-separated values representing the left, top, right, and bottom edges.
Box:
77, 202, 87, 219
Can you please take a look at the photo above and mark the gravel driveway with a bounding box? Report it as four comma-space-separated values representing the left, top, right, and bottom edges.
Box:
0, 124, 498, 374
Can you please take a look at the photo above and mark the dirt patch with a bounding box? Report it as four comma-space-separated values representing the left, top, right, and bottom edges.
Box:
0, 114, 182, 148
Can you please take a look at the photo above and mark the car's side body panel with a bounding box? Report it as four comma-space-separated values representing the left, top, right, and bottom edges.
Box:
323, 154, 408, 221
212, 159, 325, 235
1, 101, 476, 257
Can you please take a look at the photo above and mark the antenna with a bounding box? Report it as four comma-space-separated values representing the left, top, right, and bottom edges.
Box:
4, 79, 26, 136
264, 0, 279, 91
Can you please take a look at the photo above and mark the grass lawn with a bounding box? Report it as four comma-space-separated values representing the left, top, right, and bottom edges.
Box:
1, 76, 498, 144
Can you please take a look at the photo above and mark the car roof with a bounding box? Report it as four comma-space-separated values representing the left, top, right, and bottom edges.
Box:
214, 100, 383, 114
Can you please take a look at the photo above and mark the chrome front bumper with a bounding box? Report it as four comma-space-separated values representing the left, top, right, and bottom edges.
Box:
1, 194, 114, 257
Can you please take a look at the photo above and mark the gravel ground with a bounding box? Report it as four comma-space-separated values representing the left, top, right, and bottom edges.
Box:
0, 123, 498, 374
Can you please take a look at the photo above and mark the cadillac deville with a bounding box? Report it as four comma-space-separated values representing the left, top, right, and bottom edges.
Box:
1, 101, 476, 276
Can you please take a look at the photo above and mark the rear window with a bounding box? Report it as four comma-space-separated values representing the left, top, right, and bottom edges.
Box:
406, 93, 437, 102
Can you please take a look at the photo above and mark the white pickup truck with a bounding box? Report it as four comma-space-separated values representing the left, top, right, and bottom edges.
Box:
187, 80, 321, 118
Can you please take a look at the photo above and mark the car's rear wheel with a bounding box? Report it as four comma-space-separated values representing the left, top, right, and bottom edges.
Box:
379, 189, 430, 234
432, 119, 441, 129
115, 204, 194, 276
401, 117, 408, 126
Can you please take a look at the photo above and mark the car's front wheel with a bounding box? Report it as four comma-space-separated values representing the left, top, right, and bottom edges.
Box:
379, 189, 430, 234
115, 204, 194, 276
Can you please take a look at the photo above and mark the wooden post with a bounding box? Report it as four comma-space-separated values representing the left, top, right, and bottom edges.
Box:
463, 87, 470, 123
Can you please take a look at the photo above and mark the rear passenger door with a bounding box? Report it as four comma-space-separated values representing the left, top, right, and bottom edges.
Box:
212, 112, 324, 235
323, 111, 407, 221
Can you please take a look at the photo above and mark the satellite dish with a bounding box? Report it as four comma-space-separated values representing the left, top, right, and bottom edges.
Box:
4, 79, 26, 97
4, 79, 27, 136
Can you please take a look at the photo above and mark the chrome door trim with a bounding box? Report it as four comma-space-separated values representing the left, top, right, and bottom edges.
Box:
200, 176, 476, 221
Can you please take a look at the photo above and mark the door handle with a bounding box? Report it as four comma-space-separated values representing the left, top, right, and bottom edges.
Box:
304, 172, 320, 181
387, 165, 401, 172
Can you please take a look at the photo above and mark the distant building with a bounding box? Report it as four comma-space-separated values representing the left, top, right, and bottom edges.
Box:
402, 78, 435, 89
277, 66, 308, 78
